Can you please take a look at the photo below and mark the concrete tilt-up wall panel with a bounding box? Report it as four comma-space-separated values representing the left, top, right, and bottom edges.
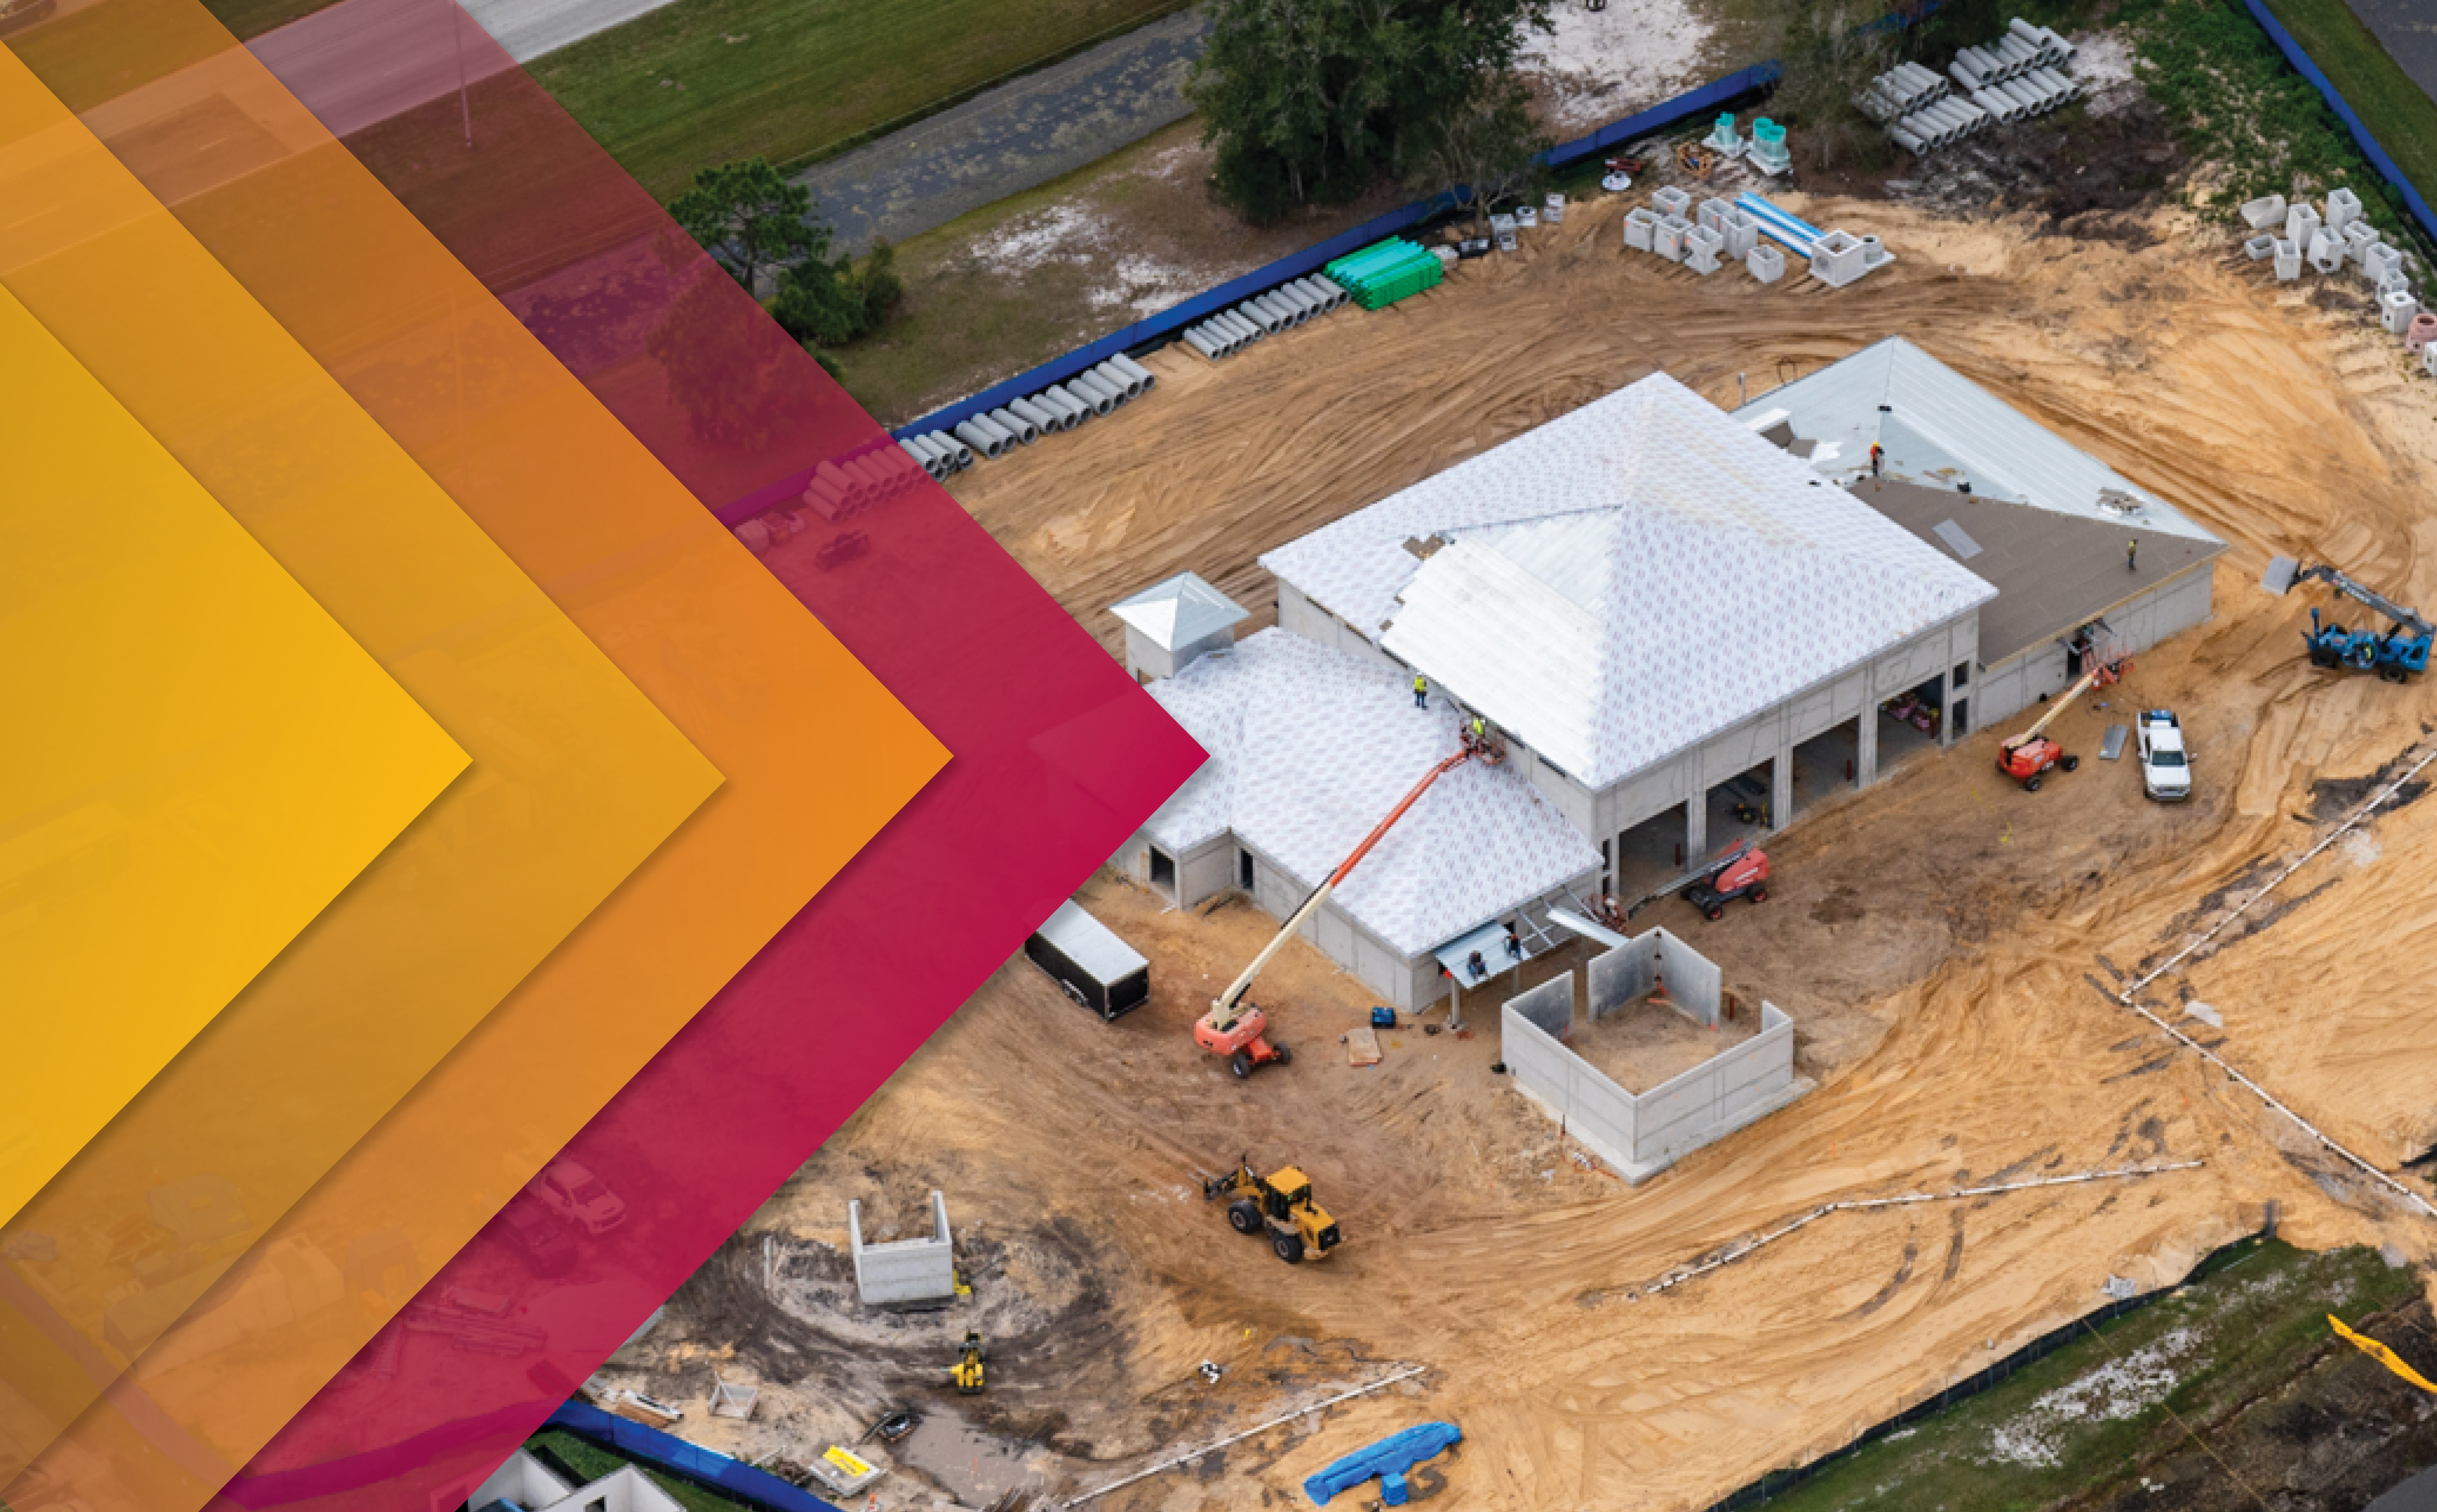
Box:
1653, 929, 1722, 1028
1507, 971, 1574, 1038
1588, 935, 1659, 1019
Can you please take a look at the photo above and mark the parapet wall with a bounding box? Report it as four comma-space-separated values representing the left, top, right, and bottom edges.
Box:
1502, 934, 1806, 1183
849, 1191, 956, 1309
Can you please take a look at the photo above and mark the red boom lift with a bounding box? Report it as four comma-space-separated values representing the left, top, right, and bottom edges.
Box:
1195, 731, 1501, 1078
1996, 655, 2121, 791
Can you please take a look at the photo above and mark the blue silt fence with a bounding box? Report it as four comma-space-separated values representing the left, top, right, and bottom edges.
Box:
2240, 0, 2437, 249
542, 1400, 846, 1511
891, 62, 1783, 444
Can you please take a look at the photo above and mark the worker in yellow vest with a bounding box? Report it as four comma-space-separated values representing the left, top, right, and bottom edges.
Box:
1412, 673, 1428, 709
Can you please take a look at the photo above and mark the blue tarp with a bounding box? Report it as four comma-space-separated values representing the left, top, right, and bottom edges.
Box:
1303, 1420, 1462, 1506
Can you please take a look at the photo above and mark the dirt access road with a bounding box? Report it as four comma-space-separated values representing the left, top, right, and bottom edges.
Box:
617, 185, 2437, 1509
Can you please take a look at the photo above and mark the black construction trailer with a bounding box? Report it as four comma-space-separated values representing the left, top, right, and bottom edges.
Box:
1025, 901, 1150, 1019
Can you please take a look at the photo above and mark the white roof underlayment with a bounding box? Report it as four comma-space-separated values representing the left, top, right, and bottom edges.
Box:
1139, 629, 1600, 957
1260, 373, 1995, 788
1110, 571, 1251, 650
1738, 336, 2220, 543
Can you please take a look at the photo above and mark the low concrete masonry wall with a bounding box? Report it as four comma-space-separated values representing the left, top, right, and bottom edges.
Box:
849, 1191, 957, 1309
1503, 937, 1808, 1183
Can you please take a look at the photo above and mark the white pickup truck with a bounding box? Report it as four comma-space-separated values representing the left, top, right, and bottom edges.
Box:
2135, 710, 2192, 802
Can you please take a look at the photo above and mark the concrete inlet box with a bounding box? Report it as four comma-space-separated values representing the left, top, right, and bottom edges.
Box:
1808, 230, 1869, 289
849, 1192, 956, 1310
1500, 929, 1809, 1183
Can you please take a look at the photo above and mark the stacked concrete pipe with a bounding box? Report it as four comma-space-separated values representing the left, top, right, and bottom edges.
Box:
1181, 276, 1346, 361
904, 354, 1167, 470
803, 439, 935, 517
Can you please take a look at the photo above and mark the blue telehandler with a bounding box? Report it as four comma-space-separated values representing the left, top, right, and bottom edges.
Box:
2262, 555, 2432, 683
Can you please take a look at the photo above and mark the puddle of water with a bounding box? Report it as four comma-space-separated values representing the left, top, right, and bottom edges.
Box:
892, 1412, 1045, 1507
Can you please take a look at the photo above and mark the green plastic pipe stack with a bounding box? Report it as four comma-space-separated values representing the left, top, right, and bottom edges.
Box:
1324, 238, 1443, 310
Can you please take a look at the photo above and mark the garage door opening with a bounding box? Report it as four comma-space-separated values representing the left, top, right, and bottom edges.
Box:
1878, 675, 1943, 769
1148, 846, 1177, 903
1703, 760, 1773, 854
1612, 804, 1692, 903
1791, 718, 1860, 818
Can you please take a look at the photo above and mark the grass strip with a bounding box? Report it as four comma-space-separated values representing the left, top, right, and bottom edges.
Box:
2120, 0, 2434, 275
2253, 0, 2437, 221
1742, 1239, 2418, 1511
527, 1428, 763, 1512
527, 0, 1187, 201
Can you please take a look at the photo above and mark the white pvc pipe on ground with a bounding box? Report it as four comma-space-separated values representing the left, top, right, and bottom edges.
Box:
1110, 353, 1156, 389
954, 420, 1006, 459
1891, 124, 1932, 154
1094, 360, 1142, 399
1011, 396, 1062, 432
968, 413, 1017, 449
1309, 274, 1347, 306
1183, 328, 1224, 360
1239, 299, 1282, 335
901, 439, 943, 479
987, 407, 1038, 444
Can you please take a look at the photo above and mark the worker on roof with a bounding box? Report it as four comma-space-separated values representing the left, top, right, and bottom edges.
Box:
1468, 714, 1488, 746
2127, 538, 2140, 572
1413, 673, 1428, 709
1869, 442, 1884, 479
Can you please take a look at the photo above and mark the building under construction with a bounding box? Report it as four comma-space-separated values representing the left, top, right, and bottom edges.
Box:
1115, 343, 2225, 1012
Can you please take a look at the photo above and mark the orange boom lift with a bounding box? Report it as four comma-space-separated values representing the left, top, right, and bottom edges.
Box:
1195, 731, 1500, 1078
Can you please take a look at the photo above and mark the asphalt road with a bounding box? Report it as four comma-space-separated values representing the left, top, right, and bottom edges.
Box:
248, 0, 520, 139
795, 7, 1210, 254
2337, 0, 2437, 108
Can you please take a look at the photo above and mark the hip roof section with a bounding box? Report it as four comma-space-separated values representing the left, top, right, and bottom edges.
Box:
1139, 630, 1601, 956
1260, 373, 1995, 787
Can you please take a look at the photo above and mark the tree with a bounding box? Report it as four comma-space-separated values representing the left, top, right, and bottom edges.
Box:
1404, 70, 1548, 234
768, 241, 903, 349
1768, 1, 1900, 174
1190, 0, 1553, 222
667, 157, 824, 293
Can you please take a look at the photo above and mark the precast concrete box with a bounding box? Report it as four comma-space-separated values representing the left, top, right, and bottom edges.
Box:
1500, 932, 1808, 1183
849, 1191, 957, 1310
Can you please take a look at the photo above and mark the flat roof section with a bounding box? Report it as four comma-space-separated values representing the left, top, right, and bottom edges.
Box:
1856, 477, 2218, 667
1741, 336, 2224, 545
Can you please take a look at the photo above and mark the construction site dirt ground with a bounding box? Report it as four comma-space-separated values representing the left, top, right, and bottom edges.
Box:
608, 174, 2437, 1509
